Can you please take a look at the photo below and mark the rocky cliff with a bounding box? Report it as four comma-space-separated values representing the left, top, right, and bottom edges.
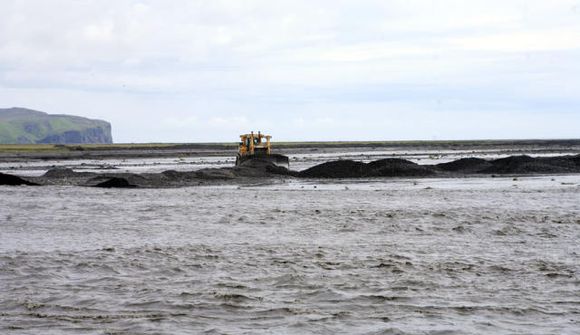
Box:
0, 107, 113, 144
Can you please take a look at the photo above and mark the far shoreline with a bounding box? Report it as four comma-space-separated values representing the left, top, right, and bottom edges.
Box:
1, 138, 579, 162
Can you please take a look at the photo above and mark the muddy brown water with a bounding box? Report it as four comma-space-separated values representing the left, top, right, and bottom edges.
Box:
1, 177, 579, 334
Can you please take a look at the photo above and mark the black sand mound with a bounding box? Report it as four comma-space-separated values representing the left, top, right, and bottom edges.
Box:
434, 155, 580, 175
299, 158, 433, 178
483, 155, 537, 174
196, 168, 237, 180
300, 155, 580, 178
367, 158, 435, 177
161, 170, 185, 179
299, 160, 368, 178
44, 168, 95, 178
234, 159, 297, 177
158, 159, 296, 183
161, 170, 199, 180
191, 159, 287, 180
92, 177, 137, 188
482, 155, 580, 174
0, 172, 39, 186
435, 158, 493, 173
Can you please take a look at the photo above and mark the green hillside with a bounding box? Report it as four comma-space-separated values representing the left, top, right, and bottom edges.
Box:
0, 107, 113, 144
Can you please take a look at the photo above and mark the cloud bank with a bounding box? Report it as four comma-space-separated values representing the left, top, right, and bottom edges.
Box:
1, 0, 579, 142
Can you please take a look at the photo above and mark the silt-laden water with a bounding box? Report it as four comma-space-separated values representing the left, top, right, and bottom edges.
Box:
1, 177, 579, 334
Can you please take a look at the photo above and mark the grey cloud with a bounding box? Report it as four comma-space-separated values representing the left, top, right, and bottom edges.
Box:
1, 0, 579, 141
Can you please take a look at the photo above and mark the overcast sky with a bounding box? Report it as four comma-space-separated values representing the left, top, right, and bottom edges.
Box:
1, 0, 579, 142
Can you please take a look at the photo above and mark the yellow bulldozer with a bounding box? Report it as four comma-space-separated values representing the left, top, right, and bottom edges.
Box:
235, 131, 290, 168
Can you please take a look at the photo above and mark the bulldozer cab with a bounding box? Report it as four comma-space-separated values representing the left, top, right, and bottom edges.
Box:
238, 131, 271, 157
235, 131, 289, 168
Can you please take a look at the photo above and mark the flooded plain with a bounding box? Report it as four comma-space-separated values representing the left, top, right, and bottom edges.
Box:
1, 174, 579, 334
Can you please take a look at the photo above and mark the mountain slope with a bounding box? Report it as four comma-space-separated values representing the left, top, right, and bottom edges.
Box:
0, 107, 113, 144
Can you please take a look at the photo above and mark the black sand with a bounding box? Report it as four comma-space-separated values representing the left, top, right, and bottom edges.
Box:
299, 155, 580, 178
0, 172, 39, 186
2, 154, 580, 188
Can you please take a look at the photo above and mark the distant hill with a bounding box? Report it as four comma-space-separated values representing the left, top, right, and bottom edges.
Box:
0, 107, 113, 144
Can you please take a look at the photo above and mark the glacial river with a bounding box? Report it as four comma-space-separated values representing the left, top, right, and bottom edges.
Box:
1, 176, 579, 334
